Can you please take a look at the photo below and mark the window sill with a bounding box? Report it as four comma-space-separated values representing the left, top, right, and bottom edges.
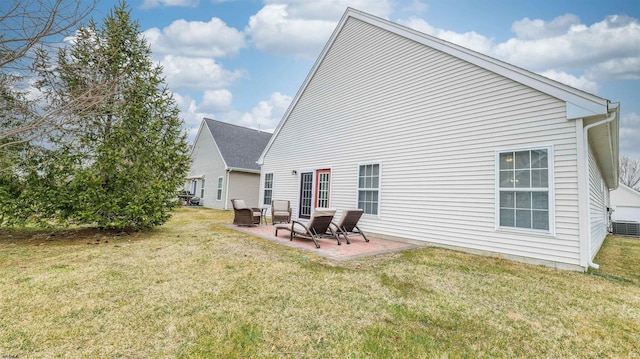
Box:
496, 226, 556, 238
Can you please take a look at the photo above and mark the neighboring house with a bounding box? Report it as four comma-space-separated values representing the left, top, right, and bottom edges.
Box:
257, 8, 620, 271
187, 118, 271, 209
610, 184, 640, 223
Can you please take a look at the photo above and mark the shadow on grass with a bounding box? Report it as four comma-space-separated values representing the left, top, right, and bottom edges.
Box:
589, 235, 640, 286
0, 226, 148, 247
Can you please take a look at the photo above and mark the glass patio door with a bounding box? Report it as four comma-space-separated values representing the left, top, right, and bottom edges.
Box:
315, 169, 330, 208
299, 172, 313, 219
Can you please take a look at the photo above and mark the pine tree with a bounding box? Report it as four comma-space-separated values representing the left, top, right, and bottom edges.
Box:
30, 1, 191, 229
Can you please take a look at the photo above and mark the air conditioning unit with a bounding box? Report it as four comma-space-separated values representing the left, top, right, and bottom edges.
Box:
612, 221, 640, 237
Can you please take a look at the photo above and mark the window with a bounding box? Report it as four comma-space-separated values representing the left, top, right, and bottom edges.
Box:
217, 177, 223, 201
200, 179, 205, 198
498, 148, 550, 231
263, 173, 273, 205
191, 180, 197, 196
316, 169, 330, 208
358, 163, 380, 215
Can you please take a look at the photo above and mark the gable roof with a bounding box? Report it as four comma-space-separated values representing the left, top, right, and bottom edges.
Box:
258, 8, 619, 187
202, 118, 271, 172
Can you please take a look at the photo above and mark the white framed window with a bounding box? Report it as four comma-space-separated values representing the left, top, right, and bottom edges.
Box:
200, 178, 205, 198
217, 177, 223, 201
497, 147, 553, 232
191, 180, 197, 196
358, 163, 380, 215
263, 173, 273, 206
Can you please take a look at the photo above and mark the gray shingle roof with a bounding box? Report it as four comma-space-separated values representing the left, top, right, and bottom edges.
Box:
204, 118, 271, 171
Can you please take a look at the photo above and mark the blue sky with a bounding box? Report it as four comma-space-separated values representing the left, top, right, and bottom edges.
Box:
88, 0, 639, 157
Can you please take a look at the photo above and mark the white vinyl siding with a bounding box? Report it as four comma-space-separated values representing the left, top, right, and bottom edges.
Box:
263, 173, 273, 206
261, 17, 582, 268
228, 171, 261, 208
188, 123, 227, 209
588, 143, 608, 257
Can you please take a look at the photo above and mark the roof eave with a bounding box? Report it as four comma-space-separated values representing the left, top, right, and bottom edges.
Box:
586, 102, 620, 190
227, 167, 261, 174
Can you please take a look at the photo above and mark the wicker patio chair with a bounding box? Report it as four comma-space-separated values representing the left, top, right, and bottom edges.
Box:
231, 199, 261, 226
275, 208, 340, 248
330, 209, 369, 244
271, 200, 291, 224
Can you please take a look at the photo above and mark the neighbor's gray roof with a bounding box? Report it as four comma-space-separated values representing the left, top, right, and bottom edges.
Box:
204, 118, 271, 172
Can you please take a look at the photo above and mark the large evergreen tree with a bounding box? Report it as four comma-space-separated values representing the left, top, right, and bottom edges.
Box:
24, 1, 191, 229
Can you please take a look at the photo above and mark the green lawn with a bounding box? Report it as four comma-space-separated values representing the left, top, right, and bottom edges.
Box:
1, 207, 639, 358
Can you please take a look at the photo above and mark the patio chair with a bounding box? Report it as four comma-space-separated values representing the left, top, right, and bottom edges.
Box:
231, 198, 261, 226
189, 196, 200, 206
271, 200, 291, 224
330, 209, 369, 244
275, 208, 340, 248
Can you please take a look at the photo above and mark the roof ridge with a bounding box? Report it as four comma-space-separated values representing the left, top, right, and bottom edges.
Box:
203, 117, 269, 134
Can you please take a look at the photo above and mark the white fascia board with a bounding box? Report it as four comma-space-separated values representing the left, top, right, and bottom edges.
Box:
567, 102, 608, 120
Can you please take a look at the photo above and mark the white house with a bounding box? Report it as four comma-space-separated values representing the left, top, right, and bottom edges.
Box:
257, 8, 620, 271
187, 118, 271, 209
610, 184, 640, 223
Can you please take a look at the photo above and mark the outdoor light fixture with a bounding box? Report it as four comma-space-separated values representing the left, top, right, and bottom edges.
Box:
291, 170, 297, 175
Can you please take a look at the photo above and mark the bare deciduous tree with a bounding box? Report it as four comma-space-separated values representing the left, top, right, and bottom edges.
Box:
1, 0, 94, 69
619, 156, 640, 191
0, 0, 119, 150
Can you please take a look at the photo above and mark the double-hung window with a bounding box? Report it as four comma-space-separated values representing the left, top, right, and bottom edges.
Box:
217, 177, 223, 201
200, 179, 205, 198
263, 173, 273, 206
358, 163, 380, 215
498, 148, 551, 231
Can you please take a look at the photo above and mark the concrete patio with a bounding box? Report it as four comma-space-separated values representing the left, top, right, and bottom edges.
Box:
225, 222, 422, 261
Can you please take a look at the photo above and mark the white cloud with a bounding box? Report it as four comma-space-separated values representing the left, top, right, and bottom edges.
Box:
397, 13, 640, 91
199, 89, 233, 112
263, 0, 393, 20
246, 1, 393, 58
159, 55, 245, 90
620, 112, 640, 157
172, 92, 215, 140
143, 17, 246, 58
400, 17, 494, 53
538, 70, 599, 93
586, 57, 640, 81
172, 91, 292, 142
141, 0, 198, 9
494, 15, 640, 77
246, 4, 337, 58
239, 92, 292, 131
511, 14, 581, 40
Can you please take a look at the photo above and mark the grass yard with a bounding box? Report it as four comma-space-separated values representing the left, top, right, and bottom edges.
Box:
1, 207, 639, 358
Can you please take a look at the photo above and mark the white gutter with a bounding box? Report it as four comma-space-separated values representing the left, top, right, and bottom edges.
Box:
582, 105, 617, 270
224, 169, 232, 210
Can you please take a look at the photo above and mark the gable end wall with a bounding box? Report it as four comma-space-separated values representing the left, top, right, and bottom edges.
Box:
262, 18, 583, 268
189, 128, 227, 209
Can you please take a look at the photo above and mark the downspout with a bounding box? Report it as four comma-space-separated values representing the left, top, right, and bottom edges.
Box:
582, 106, 617, 269
224, 169, 232, 210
